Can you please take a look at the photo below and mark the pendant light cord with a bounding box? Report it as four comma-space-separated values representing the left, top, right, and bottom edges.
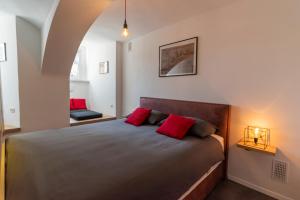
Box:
123, 0, 128, 34
125, 0, 127, 21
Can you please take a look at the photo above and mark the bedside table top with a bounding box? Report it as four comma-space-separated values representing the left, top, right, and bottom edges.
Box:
237, 140, 277, 156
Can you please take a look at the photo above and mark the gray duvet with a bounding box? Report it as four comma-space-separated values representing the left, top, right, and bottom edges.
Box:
6, 120, 224, 200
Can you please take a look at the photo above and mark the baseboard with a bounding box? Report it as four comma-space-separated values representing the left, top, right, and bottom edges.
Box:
228, 174, 294, 200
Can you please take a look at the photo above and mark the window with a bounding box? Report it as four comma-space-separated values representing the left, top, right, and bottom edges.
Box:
70, 47, 87, 80
70, 54, 80, 78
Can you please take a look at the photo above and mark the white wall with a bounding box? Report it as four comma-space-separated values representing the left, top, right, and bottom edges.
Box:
70, 80, 90, 107
41, 0, 59, 61
69, 45, 90, 107
116, 42, 123, 117
16, 17, 69, 132
42, 0, 110, 75
0, 13, 20, 127
81, 36, 117, 116
122, 0, 300, 199
69, 35, 122, 117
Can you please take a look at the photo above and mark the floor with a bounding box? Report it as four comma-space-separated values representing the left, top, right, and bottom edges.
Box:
4, 124, 21, 135
206, 180, 276, 200
70, 115, 116, 126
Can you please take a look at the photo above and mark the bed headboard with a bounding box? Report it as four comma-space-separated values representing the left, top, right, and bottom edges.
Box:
140, 97, 231, 172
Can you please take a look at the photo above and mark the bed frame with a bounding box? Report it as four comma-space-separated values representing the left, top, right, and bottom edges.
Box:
140, 97, 231, 200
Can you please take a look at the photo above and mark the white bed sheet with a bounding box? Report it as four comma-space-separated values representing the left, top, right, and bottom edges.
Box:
211, 134, 224, 152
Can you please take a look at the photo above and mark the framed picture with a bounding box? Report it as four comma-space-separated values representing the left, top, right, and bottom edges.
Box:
99, 61, 109, 74
159, 37, 198, 77
0, 43, 7, 62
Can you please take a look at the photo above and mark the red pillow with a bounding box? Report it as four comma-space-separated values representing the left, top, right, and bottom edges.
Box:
70, 99, 75, 110
126, 107, 151, 126
72, 99, 87, 110
156, 114, 196, 139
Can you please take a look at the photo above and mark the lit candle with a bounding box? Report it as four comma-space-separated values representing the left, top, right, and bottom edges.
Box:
254, 128, 259, 144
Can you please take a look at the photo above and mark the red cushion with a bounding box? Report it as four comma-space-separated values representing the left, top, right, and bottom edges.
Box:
125, 107, 151, 126
70, 99, 75, 110
72, 99, 87, 110
156, 114, 196, 139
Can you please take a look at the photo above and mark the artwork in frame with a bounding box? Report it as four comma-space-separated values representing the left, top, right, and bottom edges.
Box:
159, 37, 198, 77
99, 61, 109, 74
0, 43, 7, 62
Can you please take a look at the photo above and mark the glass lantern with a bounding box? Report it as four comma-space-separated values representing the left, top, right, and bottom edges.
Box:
243, 126, 270, 150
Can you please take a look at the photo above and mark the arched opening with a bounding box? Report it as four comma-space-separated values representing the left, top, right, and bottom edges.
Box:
0, 0, 117, 132
69, 28, 122, 126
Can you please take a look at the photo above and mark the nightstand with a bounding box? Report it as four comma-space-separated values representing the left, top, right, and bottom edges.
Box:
237, 140, 277, 156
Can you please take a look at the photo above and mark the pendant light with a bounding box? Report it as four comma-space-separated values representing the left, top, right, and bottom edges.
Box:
122, 0, 129, 37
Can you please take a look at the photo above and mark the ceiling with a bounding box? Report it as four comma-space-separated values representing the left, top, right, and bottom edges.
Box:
88, 0, 239, 41
0, 0, 238, 40
0, 0, 55, 28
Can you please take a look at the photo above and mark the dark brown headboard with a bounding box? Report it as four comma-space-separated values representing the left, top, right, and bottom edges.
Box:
140, 97, 231, 172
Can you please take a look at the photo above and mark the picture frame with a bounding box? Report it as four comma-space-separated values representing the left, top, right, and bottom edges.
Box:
99, 61, 109, 74
159, 37, 198, 77
0, 43, 7, 62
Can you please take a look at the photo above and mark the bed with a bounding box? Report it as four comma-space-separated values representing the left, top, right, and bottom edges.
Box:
5, 97, 230, 200
70, 109, 103, 121
70, 98, 103, 121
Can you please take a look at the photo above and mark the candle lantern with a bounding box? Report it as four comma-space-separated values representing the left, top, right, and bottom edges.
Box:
243, 126, 270, 150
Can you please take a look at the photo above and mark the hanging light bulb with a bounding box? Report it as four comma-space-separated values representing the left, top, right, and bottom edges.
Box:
123, 19, 129, 37
122, 0, 129, 37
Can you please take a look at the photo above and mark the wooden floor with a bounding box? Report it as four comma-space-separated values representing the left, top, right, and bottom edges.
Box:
2, 116, 116, 135
4, 125, 21, 135
70, 115, 116, 126
206, 180, 275, 200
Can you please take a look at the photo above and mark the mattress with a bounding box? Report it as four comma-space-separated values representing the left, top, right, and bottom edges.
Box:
179, 135, 224, 199
5, 119, 224, 200
70, 109, 103, 121
179, 161, 222, 200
